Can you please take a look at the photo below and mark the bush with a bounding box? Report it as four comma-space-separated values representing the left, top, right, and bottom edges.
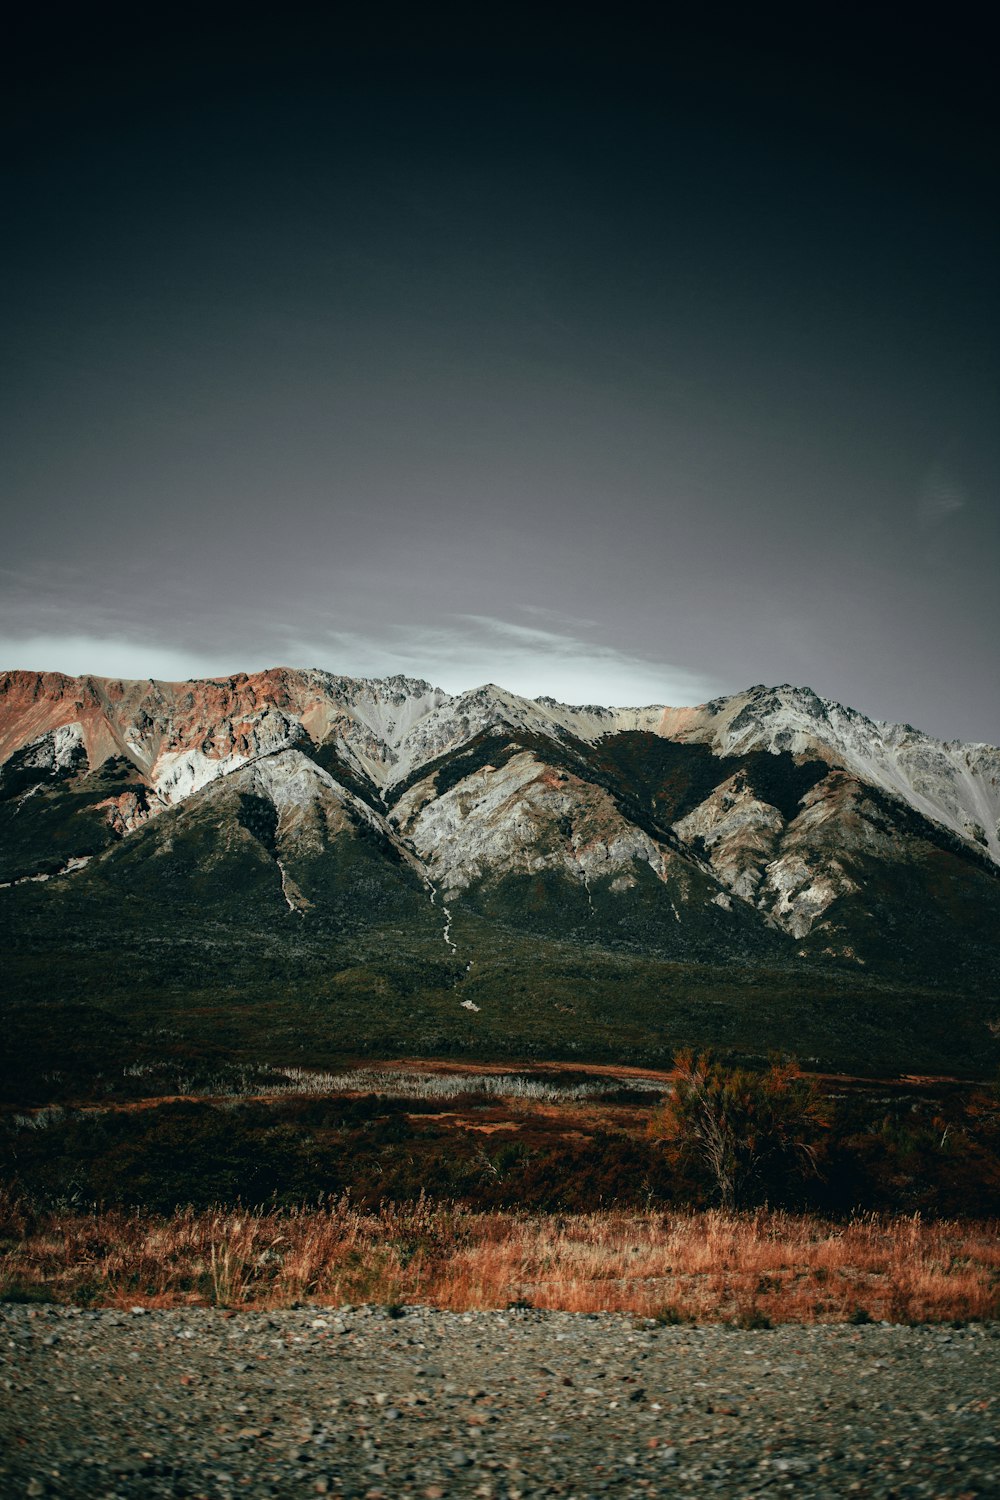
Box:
649, 1051, 828, 1209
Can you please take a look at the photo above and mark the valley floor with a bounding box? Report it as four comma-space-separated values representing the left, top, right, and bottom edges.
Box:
2, 1304, 999, 1498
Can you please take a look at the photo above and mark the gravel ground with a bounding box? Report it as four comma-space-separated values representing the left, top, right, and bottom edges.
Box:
2, 1305, 999, 1498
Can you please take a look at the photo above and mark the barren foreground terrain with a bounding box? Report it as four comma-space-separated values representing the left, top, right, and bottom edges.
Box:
3, 1305, 999, 1498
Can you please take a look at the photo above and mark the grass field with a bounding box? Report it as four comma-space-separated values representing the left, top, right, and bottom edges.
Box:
3, 1193, 998, 1325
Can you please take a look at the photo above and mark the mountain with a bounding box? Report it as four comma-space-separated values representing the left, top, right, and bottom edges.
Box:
1, 667, 998, 1093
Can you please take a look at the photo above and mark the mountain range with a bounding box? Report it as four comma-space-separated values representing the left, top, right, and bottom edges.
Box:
2, 667, 998, 1090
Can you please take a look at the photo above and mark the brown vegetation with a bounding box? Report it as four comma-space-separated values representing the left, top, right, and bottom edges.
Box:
2, 1190, 997, 1325
648, 1052, 829, 1209
4, 1063, 1000, 1220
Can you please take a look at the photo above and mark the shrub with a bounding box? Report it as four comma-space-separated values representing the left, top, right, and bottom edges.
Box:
649, 1051, 828, 1209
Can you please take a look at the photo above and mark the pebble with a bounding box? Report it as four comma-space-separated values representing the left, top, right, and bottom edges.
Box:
1, 1305, 998, 1495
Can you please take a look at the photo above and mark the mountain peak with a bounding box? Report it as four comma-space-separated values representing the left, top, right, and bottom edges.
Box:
0, 666, 997, 863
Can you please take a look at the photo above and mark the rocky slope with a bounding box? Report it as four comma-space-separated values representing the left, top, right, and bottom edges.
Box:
1, 667, 997, 932
1, 667, 998, 1079
3, 671, 997, 849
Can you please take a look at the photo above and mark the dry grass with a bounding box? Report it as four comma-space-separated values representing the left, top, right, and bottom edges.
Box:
1, 1191, 997, 1325
269, 1066, 666, 1102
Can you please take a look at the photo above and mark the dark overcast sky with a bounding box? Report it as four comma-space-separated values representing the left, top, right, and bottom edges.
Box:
2, 8, 998, 740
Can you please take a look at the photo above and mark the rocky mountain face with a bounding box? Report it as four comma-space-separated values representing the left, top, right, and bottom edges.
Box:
2, 667, 999, 1078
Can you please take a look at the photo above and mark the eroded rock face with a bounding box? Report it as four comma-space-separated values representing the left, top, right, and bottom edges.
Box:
150, 706, 306, 801
674, 773, 785, 903
20, 723, 88, 773
391, 751, 667, 900
659, 683, 1000, 867
758, 853, 857, 940
95, 789, 157, 837
0, 723, 89, 790
673, 768, 940, 939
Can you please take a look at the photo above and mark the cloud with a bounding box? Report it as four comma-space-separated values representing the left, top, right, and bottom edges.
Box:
293, 614, 725, 706
0, 634, 252, 683
0, 616, 726, 708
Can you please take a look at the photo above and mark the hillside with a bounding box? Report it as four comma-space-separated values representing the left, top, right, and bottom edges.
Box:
2, 667, 998, 1097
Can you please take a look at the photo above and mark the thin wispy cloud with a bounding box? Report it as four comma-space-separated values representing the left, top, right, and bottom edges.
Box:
518, 603, 601, 632
294, 615, 725, 706
0, 618, 725, 709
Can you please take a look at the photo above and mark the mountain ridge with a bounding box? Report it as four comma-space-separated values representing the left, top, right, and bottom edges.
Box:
1, 667, 997, 863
